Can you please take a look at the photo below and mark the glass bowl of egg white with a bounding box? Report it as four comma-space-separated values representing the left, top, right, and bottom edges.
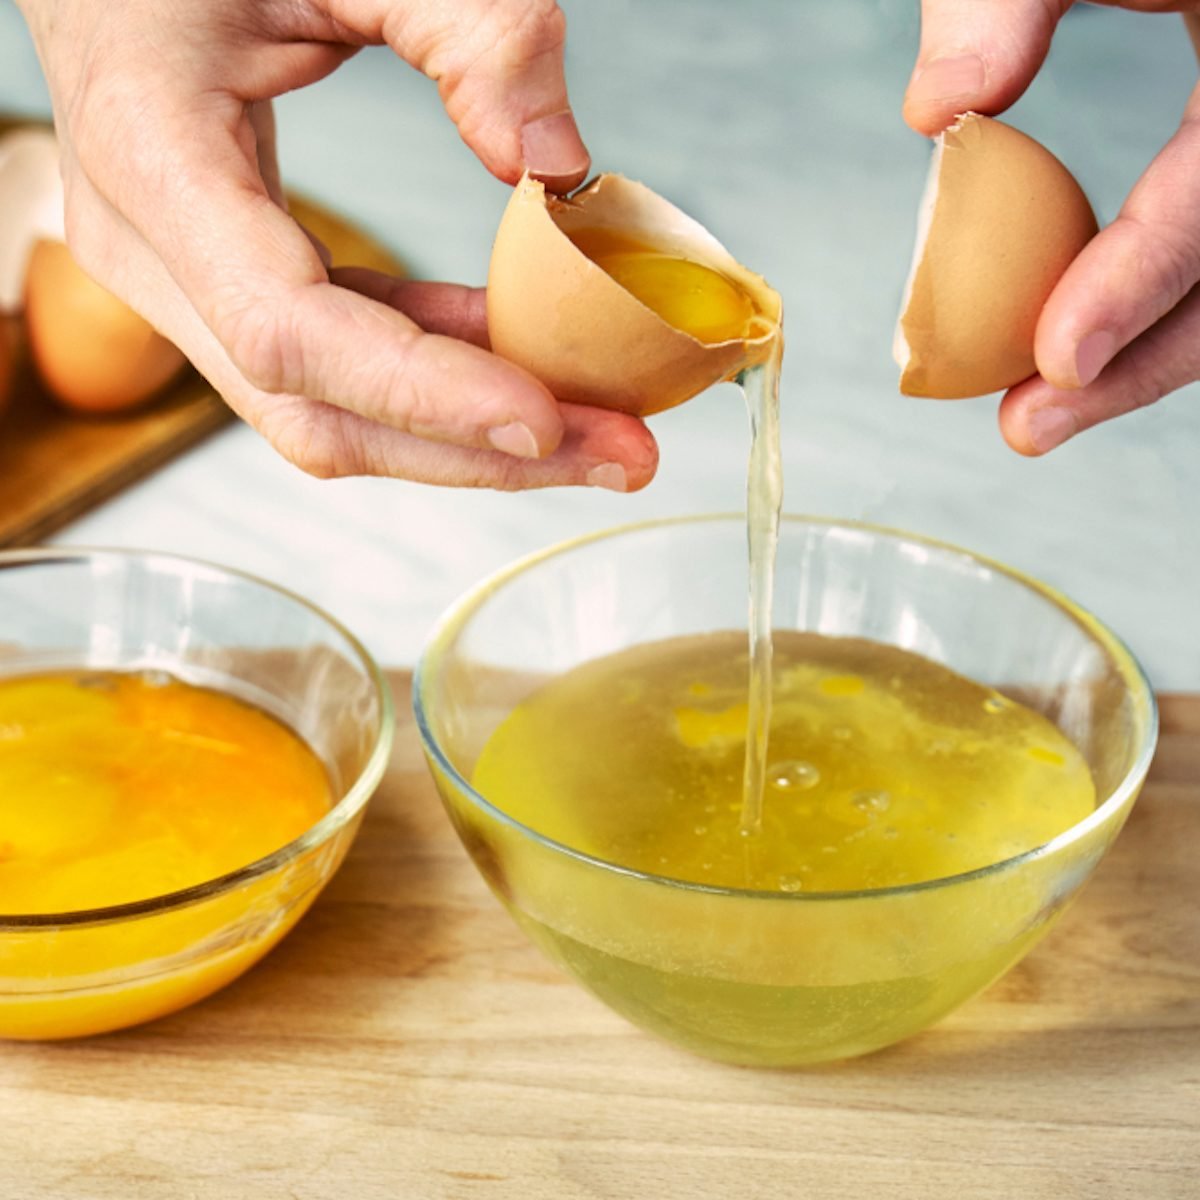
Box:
414, 515, 1158, 1067
0, 548, 392, 1039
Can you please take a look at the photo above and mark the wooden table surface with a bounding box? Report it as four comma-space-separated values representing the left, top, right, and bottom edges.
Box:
2, 677, 1197, 1200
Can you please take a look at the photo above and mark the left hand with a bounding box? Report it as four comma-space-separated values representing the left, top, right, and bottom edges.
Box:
904, 0, 1200, 455
15, 0, 659, 491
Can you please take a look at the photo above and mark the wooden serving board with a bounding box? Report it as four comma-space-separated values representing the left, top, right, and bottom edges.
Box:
0, 677, 1196, 1200
0, 188, 403, 548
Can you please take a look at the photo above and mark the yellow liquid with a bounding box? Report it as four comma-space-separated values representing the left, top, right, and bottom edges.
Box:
472, 632, 1095, 893
0, 670, 331, 914
567, 227, 760, 344
738, 348, 783, 835
0, 670, 332, 1039
469, 633, 1097, 1064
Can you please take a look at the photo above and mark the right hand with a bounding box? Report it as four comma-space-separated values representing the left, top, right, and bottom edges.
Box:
905, 1, 1200, 456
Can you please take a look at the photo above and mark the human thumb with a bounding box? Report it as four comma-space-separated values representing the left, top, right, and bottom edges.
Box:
903, 0, 1075, 136
382, 0, 590, 193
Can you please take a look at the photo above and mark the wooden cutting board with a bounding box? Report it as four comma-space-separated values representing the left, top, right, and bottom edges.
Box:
1, 678, 1196, 1200
0, 188, 403, 548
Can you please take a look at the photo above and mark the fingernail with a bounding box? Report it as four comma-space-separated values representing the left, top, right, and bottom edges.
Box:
1074, 330, 1117, 387
487, 421, 540, 458
586, 463, 627, 492
1028, 407, 1079, 454
909, 54, 986, 105
520, 111, 590, 194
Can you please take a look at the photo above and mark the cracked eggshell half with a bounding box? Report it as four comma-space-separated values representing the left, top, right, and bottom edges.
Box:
487, 172, 781, 417
0, 126, 64, 314
895, 113, 1098, 400
0, 126, 63, 418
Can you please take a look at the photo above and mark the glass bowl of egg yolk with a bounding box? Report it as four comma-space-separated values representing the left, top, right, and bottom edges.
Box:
0, 548, 392, 1039
415, 515, 1158, 1067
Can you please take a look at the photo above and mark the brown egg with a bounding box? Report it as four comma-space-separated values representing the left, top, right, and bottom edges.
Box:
895, 113, 1098, 400
487, 173, 781, 417
24, 239, 186, 413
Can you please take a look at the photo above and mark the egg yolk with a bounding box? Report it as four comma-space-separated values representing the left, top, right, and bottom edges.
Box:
567, 227, 760, 344
0, 670, 331, 914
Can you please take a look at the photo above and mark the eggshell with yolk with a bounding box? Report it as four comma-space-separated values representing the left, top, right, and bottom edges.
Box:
895, 113, 1098, 400
487, 173, 781, 417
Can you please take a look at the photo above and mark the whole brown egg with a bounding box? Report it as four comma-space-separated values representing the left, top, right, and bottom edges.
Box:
24, 239, 186, 414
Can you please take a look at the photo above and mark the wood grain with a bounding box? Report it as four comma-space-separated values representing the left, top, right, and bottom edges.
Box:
0, 353, 232, 548
1, 681, 1196, 1200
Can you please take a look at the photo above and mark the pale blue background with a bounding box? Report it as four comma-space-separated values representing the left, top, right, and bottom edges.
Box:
0, 1, 1196, 685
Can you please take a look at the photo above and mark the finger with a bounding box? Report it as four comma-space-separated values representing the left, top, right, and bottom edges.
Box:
374, 0, 589, 191
257, 398, 659, 490
248, 99, 332, 268
248, 99, 285, 209
64, 173, 657, 489
77, 95, 567, 458
330, 269, 490, 347
330, 267, 662, 471
1187, 12, 1200, 64
904, 0, 1073, 136
1034, 83, 1200, 388
998, 281, 1200, 455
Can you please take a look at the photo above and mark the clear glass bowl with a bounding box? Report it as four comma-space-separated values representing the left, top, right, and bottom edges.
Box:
0, 548, 392, 1039
415, 515, 1158, 1067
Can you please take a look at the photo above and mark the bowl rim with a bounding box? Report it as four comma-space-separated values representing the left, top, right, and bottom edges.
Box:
0, 545, 395, 930
413, 512, 1159, 902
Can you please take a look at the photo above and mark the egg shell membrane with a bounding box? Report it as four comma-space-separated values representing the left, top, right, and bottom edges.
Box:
899, 113, 1097, 400
487, 173, 781, 417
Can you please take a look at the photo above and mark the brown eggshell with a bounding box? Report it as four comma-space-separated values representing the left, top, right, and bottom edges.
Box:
24, 240, 186, 413
896, 113, 1098, 400
487, 173, 781, 417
